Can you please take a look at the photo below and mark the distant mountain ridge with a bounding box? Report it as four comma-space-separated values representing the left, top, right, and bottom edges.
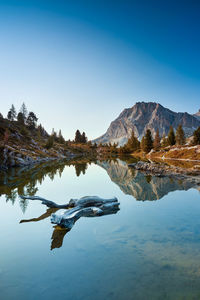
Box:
93, 102, 200, 146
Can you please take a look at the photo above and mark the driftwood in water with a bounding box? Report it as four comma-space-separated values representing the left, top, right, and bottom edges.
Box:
19, 195, 120, 249
51, 201, 120, 229
68, 196, 118, 208
19, 195, 70, 209
19, 195, 118, 209
19, 195, 120, 229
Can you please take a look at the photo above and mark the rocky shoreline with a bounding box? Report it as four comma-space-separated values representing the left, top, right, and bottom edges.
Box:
0, 144, 78, 170
128, 161, 200, 181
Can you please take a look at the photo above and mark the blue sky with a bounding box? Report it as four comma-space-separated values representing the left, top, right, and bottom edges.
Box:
0, 0, 199, 139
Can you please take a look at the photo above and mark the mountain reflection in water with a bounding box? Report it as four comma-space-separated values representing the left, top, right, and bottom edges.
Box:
1, 158, 200, 206
1, 158, 199, 206
98, 159, 200, 201
0, 158, 199, 250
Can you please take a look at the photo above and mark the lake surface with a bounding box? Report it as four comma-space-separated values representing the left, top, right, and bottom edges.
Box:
0, 158, 200, 300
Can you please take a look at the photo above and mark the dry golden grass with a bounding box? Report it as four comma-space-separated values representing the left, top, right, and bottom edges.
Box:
163, 146, 200, 160
131, 146, 200, 170
148, 146, 200, 161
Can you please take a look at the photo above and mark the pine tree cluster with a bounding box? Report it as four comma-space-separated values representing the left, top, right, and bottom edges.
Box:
74, 130, 88, 143
7, 102, 38, 129
119, 124, 191, 154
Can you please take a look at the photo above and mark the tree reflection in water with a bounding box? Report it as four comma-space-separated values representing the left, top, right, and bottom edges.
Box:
1, 157, 200, 250
75, 163, 87, 176
0, 159, 93, 210
1, 157, 199, 204
0, 158, 96, 250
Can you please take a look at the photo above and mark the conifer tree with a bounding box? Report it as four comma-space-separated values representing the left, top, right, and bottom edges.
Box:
125, 131, 140, 152
7, 104, 16, 121
27, 112, 38, 129
167, 126, 176, 146
51, 128, 58, 140
193, 127, 200, 145
11, 104, 16, 120
58, 129, 65, 144
17, 112, 25, 125
81, 132, 87, 143
153, 129, 161, 151
75, 130, 81, 143
143, 129, 153, 153
7, 111, 12, 121
0, 112, 3, 119
20, 102, 28, 122
176, 124, 185, 145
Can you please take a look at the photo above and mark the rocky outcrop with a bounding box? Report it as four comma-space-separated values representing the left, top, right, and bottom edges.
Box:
0, 144, 77, 170
93, 102, 200, 146
128, 161, 200, 177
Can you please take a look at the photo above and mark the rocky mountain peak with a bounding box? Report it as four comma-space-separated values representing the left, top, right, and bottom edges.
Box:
93, 102, 200, 146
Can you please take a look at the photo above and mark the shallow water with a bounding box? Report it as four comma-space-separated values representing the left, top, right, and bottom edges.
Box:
0, 158, 200, 300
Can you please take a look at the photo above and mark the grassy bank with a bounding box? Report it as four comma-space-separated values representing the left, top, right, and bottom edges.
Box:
129, 145, 200, 171
148, 145, 200, 161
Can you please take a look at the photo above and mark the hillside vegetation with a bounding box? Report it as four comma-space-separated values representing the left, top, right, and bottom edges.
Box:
0, 104, 96, 169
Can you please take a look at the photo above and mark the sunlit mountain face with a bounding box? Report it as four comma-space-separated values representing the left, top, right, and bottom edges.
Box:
93, 102, 200, 146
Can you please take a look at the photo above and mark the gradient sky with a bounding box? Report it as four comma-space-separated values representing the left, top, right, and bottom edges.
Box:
0, 0, 200, 140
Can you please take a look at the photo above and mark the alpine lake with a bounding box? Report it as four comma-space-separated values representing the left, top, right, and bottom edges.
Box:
0, 156, 200, 300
